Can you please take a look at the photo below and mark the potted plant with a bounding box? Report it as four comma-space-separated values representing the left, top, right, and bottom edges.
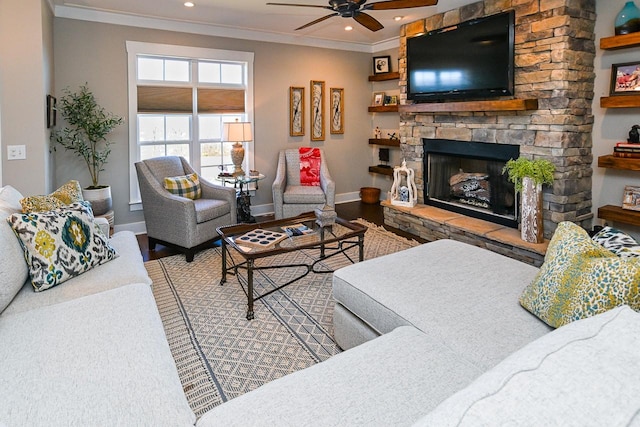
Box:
503, 157, 555, 243
51, 84, 123, 215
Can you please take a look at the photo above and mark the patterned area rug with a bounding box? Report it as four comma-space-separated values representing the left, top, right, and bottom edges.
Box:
145, 219, 419, 417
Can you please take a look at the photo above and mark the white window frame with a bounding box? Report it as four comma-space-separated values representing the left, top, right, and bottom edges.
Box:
126, 41, 254, 210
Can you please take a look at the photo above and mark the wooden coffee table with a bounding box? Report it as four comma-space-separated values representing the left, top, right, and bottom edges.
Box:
217, 212, 367, 320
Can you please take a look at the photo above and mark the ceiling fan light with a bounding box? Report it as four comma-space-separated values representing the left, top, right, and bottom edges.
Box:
184, 2, 195, 7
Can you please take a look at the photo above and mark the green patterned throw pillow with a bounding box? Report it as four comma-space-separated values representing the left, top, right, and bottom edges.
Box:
163, 173, 202, 200
6, 201, 118, 292
520, 221, 640, 328
592, 226, 640, 258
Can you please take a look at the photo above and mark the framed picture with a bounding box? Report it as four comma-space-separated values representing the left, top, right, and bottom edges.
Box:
330, 88, 344, 134
46, 94, 56, 129
622, 185, 640, 211
610, 62, 640, 94
289, 86, 305, 136
310, 80, 325, 141
384, 95, 398, 106
372, 91, 385, 107
373, 55, 391, 74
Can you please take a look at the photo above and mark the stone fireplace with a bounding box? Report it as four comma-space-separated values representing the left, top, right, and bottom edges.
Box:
386, 0, 596, 245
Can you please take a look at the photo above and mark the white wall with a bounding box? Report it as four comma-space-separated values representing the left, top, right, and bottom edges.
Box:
593, 0, 640, 240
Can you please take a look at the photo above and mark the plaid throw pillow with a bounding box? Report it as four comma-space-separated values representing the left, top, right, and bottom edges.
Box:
164, 173, 202, 200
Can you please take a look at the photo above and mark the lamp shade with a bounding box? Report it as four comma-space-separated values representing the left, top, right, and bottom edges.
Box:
223, 121, 253, 142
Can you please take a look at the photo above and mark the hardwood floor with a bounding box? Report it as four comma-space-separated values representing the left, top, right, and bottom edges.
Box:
136, 201, 426, 261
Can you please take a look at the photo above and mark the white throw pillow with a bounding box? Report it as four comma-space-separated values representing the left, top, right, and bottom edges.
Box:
413, 305, 640, 427
0, 185, 28, 313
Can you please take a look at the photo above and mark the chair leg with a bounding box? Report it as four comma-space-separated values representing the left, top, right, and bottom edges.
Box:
185, 250, 195, 263
148, 237, 157, 251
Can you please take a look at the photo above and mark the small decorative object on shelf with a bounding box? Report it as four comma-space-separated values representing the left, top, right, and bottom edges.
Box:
249, 169, 260, 177
389, 159, 417, 208
622, 185, 640, 211
616, 1, 640, 35
610, 61, 640, 94
629, 124, 640, 143
374, 126, 381, 139
388, 132, 398, 140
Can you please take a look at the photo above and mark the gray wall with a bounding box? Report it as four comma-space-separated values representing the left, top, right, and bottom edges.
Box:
53, 18, 376, 227
593, 1, 640, 240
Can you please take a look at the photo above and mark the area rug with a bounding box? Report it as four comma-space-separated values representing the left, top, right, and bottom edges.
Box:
145, 219, 419, 417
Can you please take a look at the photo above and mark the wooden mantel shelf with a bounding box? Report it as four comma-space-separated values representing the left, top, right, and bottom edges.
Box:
598, 155, 640, 171
398, 98, 538, 113
600, 33, 640, 50
598, 205, 640, 227
600, 95, 640, 108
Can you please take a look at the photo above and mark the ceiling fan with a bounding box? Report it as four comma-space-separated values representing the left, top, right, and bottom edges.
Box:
266, 0, 438, 32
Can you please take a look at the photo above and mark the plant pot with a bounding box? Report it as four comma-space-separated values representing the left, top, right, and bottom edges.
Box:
82, 185, 112, 216
520, 177, 544, 244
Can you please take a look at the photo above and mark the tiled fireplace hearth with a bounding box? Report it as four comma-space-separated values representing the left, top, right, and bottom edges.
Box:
385, 0, 596, 254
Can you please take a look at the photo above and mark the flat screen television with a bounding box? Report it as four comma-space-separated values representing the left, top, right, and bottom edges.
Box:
407, 10, 515, 102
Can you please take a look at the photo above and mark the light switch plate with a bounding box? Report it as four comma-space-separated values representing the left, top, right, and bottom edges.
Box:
7, 145, 26, 160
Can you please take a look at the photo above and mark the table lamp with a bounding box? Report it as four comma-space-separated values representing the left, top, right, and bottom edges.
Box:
223, 119, 253, 177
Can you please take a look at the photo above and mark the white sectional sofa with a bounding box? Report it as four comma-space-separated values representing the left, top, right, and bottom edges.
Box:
0, 185, 195, 426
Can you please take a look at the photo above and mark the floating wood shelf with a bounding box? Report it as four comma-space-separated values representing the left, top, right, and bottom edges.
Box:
598, 155, 640, 171
600, 33, 640, 50
598, 205, 640, 227
600, 95, 640, 108
398, 98, 538, 113
368, 166, 394, 176
368, 138, 400, 147
368, 72, 400, 82
368, 105, 399, 113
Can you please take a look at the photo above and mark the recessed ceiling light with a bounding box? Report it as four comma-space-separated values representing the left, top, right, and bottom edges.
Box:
184, 2, 195, 7
394, 16, 403, 21
345, 25, 353, 31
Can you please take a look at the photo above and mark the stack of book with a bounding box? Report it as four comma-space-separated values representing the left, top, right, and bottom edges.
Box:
613, 142, 640, 158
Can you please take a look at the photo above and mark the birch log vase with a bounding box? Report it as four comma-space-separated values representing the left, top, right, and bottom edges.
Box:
520, 176, 544, 243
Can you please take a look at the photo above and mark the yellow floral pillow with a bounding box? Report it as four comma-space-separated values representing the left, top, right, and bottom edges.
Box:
520, 221, 640, 328
6, 201, 118, 292
20, 180, 84, 213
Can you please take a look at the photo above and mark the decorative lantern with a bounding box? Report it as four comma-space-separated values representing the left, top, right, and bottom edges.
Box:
389, 159, 417, 207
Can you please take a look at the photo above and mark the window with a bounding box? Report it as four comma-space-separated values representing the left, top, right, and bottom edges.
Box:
126, 42, 254, 208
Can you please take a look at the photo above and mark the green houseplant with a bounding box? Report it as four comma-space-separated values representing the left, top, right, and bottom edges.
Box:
51, 84, 123, 215
502, 157, 555, 243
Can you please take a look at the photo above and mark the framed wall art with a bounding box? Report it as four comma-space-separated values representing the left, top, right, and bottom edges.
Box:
310, 80, 325, 141
373, 55, 391, 74
330, 87, 344, 134
372, 91, 385, 106
610, 61, 640, 94
289, 86, 305, 136
622, 185, 640, 211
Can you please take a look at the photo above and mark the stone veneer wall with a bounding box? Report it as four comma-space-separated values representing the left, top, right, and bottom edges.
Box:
397, 0, 596, 238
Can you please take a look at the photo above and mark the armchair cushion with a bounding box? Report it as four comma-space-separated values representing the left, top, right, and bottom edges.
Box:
194, 198, 231, 223
283, 185, 326, 204
163, 173, 202, 200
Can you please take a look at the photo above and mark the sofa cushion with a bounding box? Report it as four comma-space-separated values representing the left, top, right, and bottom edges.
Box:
19, 180, 84, 212
0, 283, 195, 426
164, 172, 202, 200
332, 239, 551, 369
413, 305, 640, 427
7, 201, 118, 292
0, 185, 28, 314
2, 230, 151, 316
520, 221, 640, 328
592, 225, 640, 257
196, 326, 482, 427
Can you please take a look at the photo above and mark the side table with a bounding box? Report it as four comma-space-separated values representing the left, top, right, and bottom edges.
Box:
95, 209, 114, 236
217, 174, 265, 223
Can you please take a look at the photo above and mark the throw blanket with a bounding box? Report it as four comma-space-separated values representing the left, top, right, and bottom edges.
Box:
299, 147, 321, 186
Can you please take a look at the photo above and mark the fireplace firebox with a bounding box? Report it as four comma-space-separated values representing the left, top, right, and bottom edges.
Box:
423, 139, 520, 228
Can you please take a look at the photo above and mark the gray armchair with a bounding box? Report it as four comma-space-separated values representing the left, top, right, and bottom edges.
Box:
135, 156, 236, 262
272, 149, 335, 219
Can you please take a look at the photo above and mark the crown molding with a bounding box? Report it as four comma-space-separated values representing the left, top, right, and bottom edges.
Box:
54, 5, 401, 53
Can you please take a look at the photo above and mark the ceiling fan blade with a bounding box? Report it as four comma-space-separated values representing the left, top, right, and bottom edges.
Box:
296, 13, 340, 30
266, 2, 332, 9
367, 0, 437, 10
353, 12, 384, 31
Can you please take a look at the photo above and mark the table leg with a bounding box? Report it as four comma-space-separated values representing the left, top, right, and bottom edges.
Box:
358, 234, 364, 262
246, 259, 255, 320
320, 226, 325, 258
220, 239, 227, 286
237, 192, 255, 223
